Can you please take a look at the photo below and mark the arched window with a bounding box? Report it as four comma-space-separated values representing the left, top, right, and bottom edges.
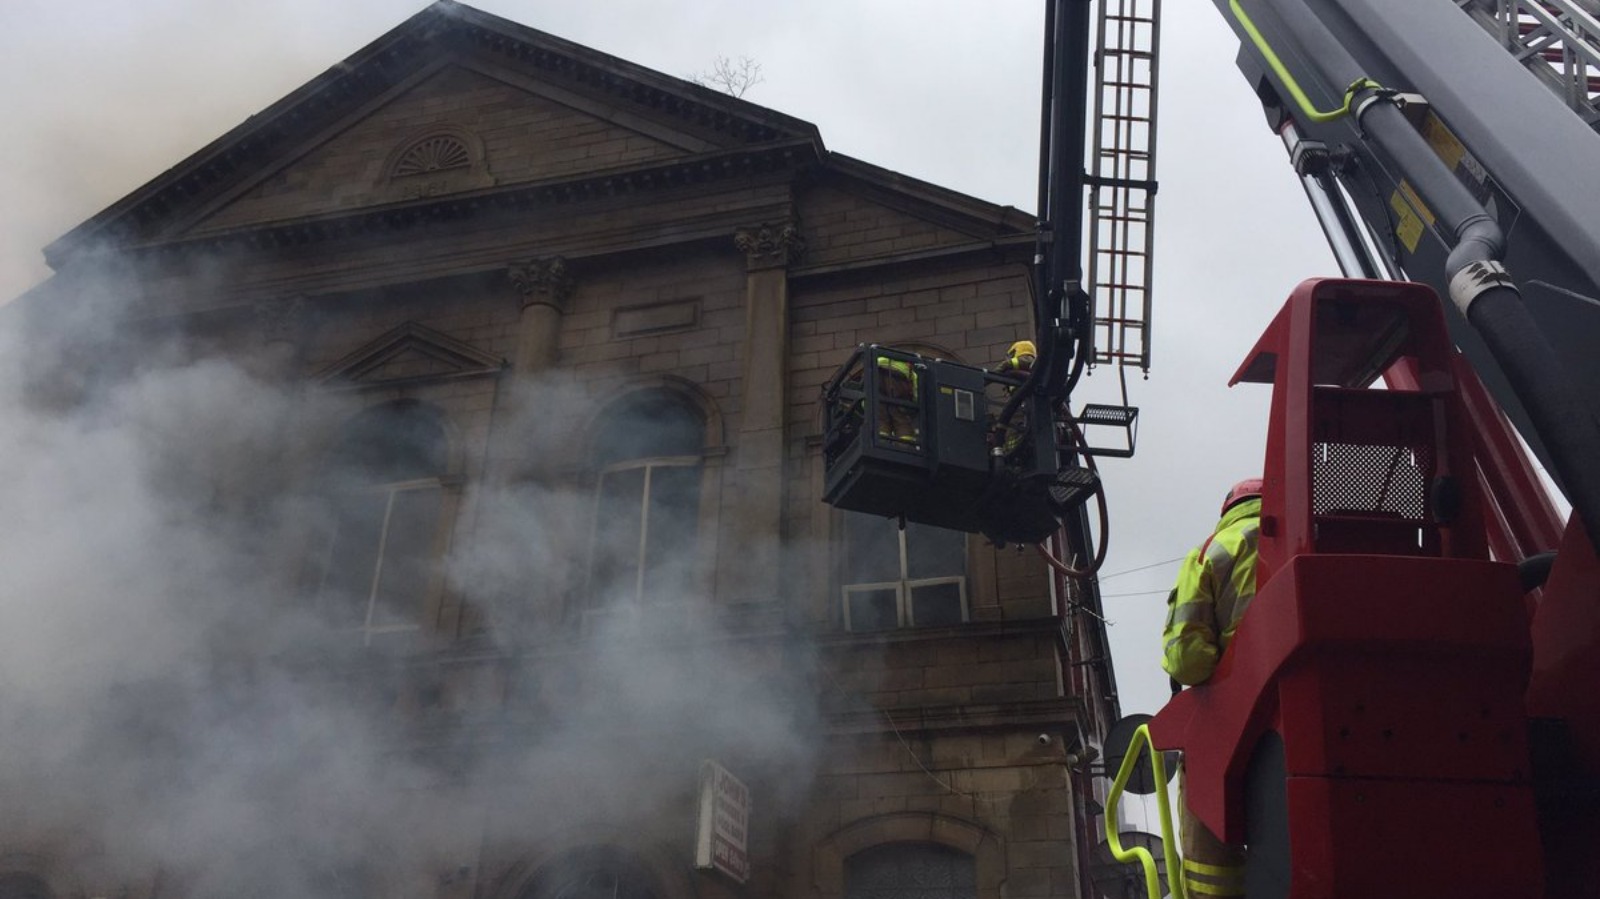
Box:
317, 401, 452, 643
845, 844, 977, 899
0, 874, 51, 899
586, 390, 705, 615
519, 847, 659, 899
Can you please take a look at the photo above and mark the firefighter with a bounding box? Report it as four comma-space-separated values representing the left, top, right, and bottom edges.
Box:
1161, 477, 1263, 897
994, 340, 1037, 456
875, 355, 919, 444
997, 339, 1037, 380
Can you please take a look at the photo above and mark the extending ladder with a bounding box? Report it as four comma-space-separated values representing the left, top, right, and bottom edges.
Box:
1087, 0, 1161, 374
1458, 0, 1600, 126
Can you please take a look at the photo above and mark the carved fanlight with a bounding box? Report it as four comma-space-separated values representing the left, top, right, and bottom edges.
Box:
392, 134, 472, 177
380, 125, 495, 196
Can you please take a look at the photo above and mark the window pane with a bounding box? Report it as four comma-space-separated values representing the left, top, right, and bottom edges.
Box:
332, 402, 447, 485
910, 582, 965, 628
905, 522, 965, 579
591, 392, 704, 468
642, 464, 701, 600
844, 513, 901, 584
592, 467, 646, 605
372, 486, 444, 627
321, 493, 388, 627
846, 587, 899, 632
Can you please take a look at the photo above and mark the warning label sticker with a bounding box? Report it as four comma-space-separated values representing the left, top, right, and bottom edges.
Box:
1390, 180, 1434, 254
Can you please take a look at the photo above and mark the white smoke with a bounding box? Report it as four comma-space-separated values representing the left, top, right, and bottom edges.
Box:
0, 264, 821, 896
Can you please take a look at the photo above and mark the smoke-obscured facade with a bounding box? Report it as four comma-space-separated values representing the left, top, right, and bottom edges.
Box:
0, 3, 1122, 899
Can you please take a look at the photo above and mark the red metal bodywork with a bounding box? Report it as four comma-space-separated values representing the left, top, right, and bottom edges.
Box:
1524, 513, 1600, 895
1148, 279, 1565, 896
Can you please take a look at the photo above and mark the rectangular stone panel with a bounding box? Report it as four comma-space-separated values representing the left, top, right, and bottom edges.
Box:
612, 298, 701, 338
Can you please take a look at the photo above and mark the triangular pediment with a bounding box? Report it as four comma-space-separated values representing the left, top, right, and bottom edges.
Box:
797, 156, 1037, 267
317, 321, 505, 390
46, 0, 821, 265
185, 63, 697, 236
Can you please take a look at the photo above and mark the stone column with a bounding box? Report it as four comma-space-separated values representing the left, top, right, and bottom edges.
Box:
476, 257, 577, 637
507, 256, 573, 375
502, 255, 576, 470
727, 221, 804, 605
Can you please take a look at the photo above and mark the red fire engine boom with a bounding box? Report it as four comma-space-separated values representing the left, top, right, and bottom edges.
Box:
1146, 1, 1600, 894
1147, 278, 1559, 896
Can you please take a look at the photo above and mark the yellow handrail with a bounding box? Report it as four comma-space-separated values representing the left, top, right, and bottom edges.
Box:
1103, 723, 1187, 899
1229, 0, 1383, 124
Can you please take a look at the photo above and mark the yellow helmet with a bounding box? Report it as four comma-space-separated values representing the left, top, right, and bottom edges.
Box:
1003, 341, 1037, 371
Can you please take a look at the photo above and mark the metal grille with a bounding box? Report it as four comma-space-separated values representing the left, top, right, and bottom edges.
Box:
523, 849, 658, 899
845, 844, 977, 899
1312, 441, 1433, 519
1088, 0, 1162, 370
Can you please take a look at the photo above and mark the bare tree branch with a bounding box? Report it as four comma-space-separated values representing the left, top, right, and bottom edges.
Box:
686, 56, 765, 98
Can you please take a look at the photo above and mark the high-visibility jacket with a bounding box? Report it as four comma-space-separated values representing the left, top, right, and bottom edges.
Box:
877, 356, 916, 387
1162, 497, 1262, 686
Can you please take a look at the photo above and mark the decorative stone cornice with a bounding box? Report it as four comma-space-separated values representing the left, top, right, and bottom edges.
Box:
508, 256, 573, 311
735, 220, 805, 270
94, 142, 815, 264
254, 295, 306, 345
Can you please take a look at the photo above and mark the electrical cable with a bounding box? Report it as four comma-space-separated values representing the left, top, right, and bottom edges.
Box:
1099, 555, 1186, 580
1099, 588, 1176, 599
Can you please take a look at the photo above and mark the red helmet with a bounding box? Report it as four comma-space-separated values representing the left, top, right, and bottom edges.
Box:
1221, 478, 1264, 515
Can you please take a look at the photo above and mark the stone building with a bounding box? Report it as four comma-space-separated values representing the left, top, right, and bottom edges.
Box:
3, 3, 1122, 899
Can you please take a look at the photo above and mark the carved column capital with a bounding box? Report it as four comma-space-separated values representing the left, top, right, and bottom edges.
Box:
734, 220, 805, 270
508, 256, 574, 311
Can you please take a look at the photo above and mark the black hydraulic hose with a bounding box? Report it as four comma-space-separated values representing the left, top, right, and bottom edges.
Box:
1452, 280, 1600, 552
1038, 418, 1110, 577
1364, 107, 1600, 551
1264, 0, 1600, 552
997, 310, 1092, 430
1363, 101, 1600, 550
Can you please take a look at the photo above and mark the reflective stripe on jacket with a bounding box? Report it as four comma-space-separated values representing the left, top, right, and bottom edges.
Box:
877, 356, 916, 385
1161, 497, 1262, 686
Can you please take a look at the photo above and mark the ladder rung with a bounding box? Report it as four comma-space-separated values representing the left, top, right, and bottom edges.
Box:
1092, 0, 1161, 377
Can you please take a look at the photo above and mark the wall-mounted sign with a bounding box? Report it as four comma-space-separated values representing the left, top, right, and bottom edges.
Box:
694, 760, 750, 883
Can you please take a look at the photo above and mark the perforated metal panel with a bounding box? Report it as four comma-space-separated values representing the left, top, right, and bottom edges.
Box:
1312, 441, 1433, 519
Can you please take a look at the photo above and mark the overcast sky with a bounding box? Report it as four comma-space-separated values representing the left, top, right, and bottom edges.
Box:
0, 1, 1336, 717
